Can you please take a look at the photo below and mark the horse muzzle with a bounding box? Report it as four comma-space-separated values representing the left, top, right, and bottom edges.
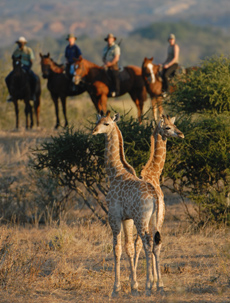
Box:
73, 74, 81, 85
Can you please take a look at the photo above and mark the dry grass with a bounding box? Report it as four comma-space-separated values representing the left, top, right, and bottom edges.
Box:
0, 98, 230, 302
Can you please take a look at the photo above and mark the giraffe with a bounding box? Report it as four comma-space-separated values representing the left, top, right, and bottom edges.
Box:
134, 115, 184, 287
92, 110, 162, 296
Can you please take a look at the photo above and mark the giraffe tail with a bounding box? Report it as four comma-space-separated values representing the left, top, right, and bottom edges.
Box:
154, 231, 161, 245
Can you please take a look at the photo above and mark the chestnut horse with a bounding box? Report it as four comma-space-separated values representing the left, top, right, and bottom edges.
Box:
142, 57, 198, 121
72, 57, 148, 123
142, 57, 164, 121
10, 56, 41, 129
40, 53, 86, 129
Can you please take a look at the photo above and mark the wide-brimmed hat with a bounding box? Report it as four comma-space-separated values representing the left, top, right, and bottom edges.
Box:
66, 34, 77, 40
168, 33, 176, 40
15, 36, 27, 44
104, 33, 117, 41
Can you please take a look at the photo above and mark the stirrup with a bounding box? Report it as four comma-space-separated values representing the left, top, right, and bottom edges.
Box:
6, 95, 13, 102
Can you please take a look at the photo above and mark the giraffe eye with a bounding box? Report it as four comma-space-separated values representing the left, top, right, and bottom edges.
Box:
165, 127, 171, 130
104, 123, 109, 126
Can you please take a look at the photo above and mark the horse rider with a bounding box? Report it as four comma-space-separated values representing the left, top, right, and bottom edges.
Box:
160, 33, 180, 97
65, 34, 82, 79
5, 36, 37, 102
102, 33, 120, 97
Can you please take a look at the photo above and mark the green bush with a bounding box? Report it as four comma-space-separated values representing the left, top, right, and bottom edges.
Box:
164, 56, 230, 226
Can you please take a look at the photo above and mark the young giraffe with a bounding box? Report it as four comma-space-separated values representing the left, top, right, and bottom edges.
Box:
135, 115, 184, 287
92, 111, 162, 296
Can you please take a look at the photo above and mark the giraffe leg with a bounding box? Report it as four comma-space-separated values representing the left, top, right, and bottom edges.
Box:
134, 234, 142, 272
136, 223, 153, 295
153, 233, 163, 290
123, 219, 138, 294
109, 217, 122, 297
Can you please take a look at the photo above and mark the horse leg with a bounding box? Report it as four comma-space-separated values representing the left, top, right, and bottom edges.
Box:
60, 96, 68, 128
130, 93, 143, 124
98, 94, 108, 115
25, 100, 33, 129
34, 94, 41, 127
13, 99, 19, 129
34, 78, 41, 127
151, 96, 163, 121
51, 93, 60, 129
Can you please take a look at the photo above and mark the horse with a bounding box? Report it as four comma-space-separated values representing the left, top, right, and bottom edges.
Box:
40, 53, 86, 129
142, 57, 164, 121
142, 57, 198, 121
72, 57, 148, 123
10, 56, 41, 129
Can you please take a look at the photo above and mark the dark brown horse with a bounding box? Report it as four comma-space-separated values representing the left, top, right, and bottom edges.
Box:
40, 53, 86, 129
72, 57, 148, 123
10, 56, 41, 129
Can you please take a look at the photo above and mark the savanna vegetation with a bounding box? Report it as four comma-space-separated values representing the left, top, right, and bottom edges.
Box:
0, 41, 230, 301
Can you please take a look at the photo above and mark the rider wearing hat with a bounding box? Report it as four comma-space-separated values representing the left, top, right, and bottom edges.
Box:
102, 33, 120, 97
160, 33, 180, 96
5, 36, 37, 102
65, 34, 82, 79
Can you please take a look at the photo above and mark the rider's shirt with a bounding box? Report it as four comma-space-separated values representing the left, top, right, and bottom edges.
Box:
103, 43, 120, 70
12, 46, 34, 68
165, 44, 179, 64
65, 44, 82, 65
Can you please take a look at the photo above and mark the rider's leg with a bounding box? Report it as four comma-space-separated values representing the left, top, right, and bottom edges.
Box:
163, 64, 178, 93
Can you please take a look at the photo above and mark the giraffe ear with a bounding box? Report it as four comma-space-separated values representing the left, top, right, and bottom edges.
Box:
170, 116, 176, 124
113, 113, 120, 122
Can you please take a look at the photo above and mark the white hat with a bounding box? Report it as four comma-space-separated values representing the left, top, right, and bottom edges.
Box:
16, 36, 27, 44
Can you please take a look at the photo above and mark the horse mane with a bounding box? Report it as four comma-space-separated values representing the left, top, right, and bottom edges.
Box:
43, 55, 65, 73
115, 123, 137, 176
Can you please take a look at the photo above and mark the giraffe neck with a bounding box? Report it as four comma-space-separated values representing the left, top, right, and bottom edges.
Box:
104, 124, 136, 181
141, 124, 167, 182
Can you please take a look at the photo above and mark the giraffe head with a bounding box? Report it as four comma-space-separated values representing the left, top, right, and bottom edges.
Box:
158, 115, 184, 141
92, 111, 120, 135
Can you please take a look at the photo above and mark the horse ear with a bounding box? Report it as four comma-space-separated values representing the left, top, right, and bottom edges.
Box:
39, 53, 42, 58
150, 57, 154, 62
113, 113, 120, 122
47, 53, 50, 57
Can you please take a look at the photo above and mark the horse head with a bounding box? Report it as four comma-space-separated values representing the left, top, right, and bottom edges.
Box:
40, 53, 52, 78
142, 57, 160, 84
12, 55, 23, 71
73, 56, 86, 85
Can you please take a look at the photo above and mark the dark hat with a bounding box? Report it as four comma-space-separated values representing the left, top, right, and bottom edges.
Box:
15, 36, 27, 44
168, 33, 176, 40
104, 33, 117, 41
66, 34, 77, 40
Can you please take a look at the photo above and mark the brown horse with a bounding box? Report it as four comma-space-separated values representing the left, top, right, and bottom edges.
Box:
10, 56, 41, 129
72, 57, 148, 123
40, 53, 86, 129
142, 57, 198, 121
142, 57, 164, 121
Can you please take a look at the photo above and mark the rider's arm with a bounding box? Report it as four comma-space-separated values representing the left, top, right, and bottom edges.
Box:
164, 44, 179, 69
106, 54, 120, 67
